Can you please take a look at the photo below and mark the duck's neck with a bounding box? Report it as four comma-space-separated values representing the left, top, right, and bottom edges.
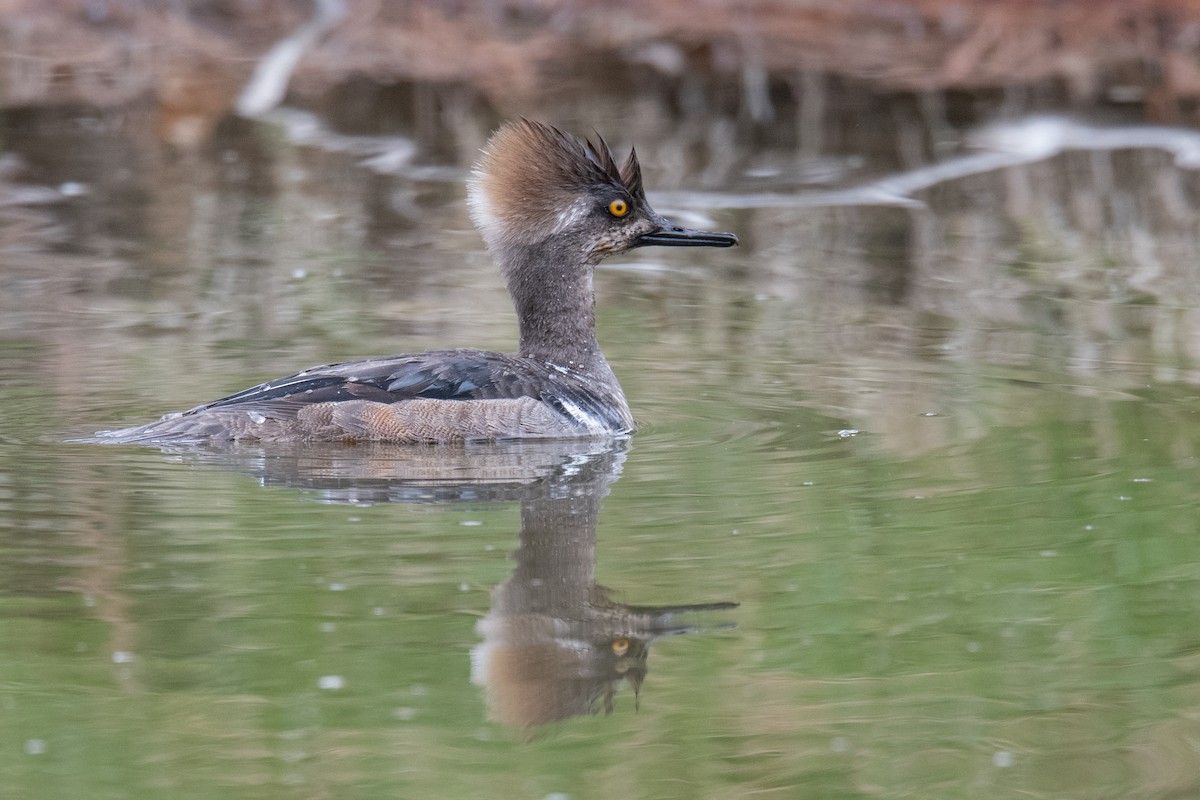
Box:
500, 240, 611, 375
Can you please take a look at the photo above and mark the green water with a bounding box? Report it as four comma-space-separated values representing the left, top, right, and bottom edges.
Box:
2, 106, 1200, 799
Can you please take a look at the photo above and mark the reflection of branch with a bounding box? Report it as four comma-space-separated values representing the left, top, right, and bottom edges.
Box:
972, 116, 1200, 168
658, 116, 1200, 211
237, 0, 347, 117
251, 108, 433, 177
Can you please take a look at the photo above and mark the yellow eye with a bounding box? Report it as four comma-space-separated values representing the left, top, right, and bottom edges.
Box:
608, 199, 629, 218
612, 638, 630, 656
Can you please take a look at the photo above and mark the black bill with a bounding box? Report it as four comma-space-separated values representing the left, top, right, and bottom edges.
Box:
634, 222, 739, 248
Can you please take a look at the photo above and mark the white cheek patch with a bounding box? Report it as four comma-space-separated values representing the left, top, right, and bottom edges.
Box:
466, 169, 503, 245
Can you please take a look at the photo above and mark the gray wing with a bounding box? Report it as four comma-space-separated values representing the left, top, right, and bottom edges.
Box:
197, 349, 543, 411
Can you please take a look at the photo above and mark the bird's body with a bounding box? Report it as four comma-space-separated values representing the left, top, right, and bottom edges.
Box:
107, 349, 632, 443
95, 120, 736, 444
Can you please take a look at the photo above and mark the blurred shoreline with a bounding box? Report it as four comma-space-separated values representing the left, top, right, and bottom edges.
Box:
5, 0, 1200, 145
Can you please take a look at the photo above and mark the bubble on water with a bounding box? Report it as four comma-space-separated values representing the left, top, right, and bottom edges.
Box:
993, 750, 1014, 768
112, 651, 134, 663
317, 675, 345, 690
24, 739, 46, 755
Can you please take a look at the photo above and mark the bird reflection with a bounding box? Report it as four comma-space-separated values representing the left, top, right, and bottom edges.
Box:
123, 438, 736, 732
470, 445, 736, 731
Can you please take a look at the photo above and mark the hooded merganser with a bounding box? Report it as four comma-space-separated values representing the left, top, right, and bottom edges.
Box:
95, 119, 738, 444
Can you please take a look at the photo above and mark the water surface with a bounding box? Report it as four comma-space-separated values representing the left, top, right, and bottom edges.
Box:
2, 90, 1200, 799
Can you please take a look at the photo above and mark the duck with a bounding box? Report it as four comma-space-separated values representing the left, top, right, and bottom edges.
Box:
95, 119, 738, 444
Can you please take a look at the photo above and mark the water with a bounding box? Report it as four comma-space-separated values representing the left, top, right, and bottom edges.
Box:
3, 78, 1200, 798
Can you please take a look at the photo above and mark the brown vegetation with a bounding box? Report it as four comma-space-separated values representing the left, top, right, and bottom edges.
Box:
6, 1, 1200, 124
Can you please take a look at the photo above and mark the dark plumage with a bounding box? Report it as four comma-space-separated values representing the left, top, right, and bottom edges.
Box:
94, 120, 737, 444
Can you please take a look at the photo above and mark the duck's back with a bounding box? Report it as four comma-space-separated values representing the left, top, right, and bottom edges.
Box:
95, 349, 634, 444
